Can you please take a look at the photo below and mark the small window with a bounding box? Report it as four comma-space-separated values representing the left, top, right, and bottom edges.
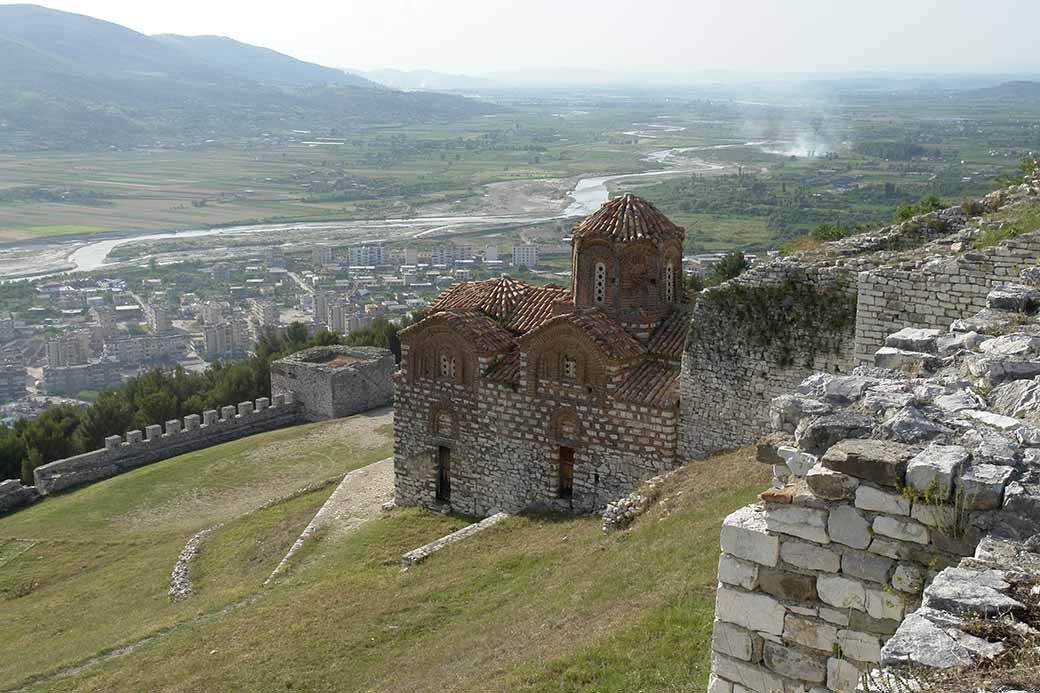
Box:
562, 355, 577, 381
665, 264, 675, 302
594, 262, 607, 304
440, 354, 450, 378
449, 356, 458, 380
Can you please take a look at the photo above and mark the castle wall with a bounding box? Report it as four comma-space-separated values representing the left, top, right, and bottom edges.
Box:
679, 265, 858, 460
854, 229, 1040, 363
33, 394, 303, 494
271, 346, 394, 422
393, 373, 678, 517
0, 479, 39, 514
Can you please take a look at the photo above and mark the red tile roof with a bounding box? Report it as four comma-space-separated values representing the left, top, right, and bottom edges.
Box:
427, 276, 572, 335
529, 309, 644, 361
483, 351, 522, 384
614, 360, 680, 409
400, 310, 515, 354
647, 307, 690, 361
507, 284, 571, 333
572, 193, 684, 243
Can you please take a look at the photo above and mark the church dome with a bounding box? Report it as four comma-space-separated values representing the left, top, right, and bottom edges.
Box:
572, 193, 684, 243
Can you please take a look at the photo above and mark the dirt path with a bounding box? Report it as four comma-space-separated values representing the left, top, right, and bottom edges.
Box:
266, 457, 395, 582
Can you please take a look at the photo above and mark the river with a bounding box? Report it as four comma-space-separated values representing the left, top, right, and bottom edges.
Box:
10, 144, 742, 280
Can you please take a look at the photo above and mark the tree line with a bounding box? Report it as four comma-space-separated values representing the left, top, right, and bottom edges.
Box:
0, 316, 409, 485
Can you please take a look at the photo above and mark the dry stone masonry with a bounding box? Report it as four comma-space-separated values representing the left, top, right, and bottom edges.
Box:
709, 264, 1040, 690
681, 174, 1040, 461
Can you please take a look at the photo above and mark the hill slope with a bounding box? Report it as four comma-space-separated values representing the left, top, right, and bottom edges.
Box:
0, 408, 768, 691
0, 5, 492, 149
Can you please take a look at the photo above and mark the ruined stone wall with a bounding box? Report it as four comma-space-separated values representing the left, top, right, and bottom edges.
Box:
679, 264, 858, 460
708, 276, 1040, 692
33, 394, 303, 494
394, 372, 678, 518
855, 229, 1040, 363
271, 345, 394, 422
0, 479, 39, 515
681, 182, 1040, 461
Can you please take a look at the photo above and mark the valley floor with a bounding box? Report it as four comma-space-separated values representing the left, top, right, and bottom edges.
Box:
0, 409, 768, 692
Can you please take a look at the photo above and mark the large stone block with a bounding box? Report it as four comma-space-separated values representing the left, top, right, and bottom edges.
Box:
956, 464, 1014, 510
806, 464, 858, 500
711, 653, 786, 693
841, 550, 894, 584
821, 439, 913, 487
784, 614, 838, 652
780, 539, 840, 573
828, 505, 871, 549
721, 506, 779, 567
715, 586, 786, 635
854, 485, 910, 516
718, 554, 759, 590
837, 629, 881, 663
763, 505, 830, 544
797, 414, 875, 455
873, 516, 930, 545
885, 327, 941, 353
826, 657, 863, 692
865, 587, 903, 621
905, 445, 969, 499
711, 620, 762, 662
762, 641, 826, 684
758, 567, 818, 602
817, 575, 866, 611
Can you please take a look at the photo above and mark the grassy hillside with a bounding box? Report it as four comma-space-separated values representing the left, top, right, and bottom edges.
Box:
0, 410, 394, 690
0, 414, 768, 692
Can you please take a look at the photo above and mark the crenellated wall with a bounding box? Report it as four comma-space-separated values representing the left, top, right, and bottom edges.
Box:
33, 393, 303, 494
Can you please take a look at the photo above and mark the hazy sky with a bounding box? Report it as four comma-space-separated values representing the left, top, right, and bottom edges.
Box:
24, 0, 1040, 75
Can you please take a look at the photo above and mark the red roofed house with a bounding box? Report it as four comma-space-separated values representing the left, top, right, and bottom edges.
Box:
393, 194, 689, 516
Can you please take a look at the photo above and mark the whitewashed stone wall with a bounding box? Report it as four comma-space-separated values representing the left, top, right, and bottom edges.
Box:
708, 276, 1040, 691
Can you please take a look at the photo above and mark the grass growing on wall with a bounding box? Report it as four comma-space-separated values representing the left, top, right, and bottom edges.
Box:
690, 277, 858, 368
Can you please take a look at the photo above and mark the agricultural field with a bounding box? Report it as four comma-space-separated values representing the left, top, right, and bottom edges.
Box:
0, 406, 769, 692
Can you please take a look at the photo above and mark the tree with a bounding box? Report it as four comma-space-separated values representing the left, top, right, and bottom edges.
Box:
710, 251, 750, 284
75, 391, 132, 451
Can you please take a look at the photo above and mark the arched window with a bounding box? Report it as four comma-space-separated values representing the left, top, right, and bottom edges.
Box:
440, 354, 451, 378
665, 264, 675, 302
594, 262, 607, 304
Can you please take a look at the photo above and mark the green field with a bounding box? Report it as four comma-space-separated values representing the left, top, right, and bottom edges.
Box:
0, 410, 769, 692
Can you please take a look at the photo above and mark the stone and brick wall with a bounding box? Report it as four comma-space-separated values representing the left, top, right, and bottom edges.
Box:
394, 373, 678, 517
707, 274, 1040, 692
271, 345, 394, 422
33, 394, 302, 495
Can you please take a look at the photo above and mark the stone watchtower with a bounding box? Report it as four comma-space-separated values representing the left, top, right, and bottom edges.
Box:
270, 345, 394, 422
571, 193, 685, 327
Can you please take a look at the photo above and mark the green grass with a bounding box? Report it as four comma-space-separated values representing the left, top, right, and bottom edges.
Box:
0, 411, 393, 689
19, 447, 769, 692
16, 224, 108, 236
974, 203, 1040, 249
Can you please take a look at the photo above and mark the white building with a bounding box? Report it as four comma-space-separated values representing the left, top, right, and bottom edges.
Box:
512, 244, 539, 268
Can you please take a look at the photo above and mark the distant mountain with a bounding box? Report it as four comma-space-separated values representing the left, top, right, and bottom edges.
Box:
963, 80, 1040, 100
0, 4, 493, 149
361, 69, 497, 92
155, 34, 379, 88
